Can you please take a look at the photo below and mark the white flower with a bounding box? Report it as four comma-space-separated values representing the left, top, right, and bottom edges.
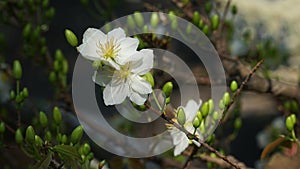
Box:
168, 99, 202, 156
77, 27, 139, 69
93, 49, 154, 106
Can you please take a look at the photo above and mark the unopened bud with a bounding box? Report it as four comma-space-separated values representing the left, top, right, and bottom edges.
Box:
193, 11, 200, 25
39, 111, 48, 127
53, 107, 62, 125
65, 29, 78, 47
150, 13, 159, 28
177, 107, 186, 126
134, 11, 144, 27
211, 15, 219, 30
230, 80, 238, 92
25, 125, 35, 144
13, 60, 22, 80
162, 82, 173, 97
70, 125, 83, 144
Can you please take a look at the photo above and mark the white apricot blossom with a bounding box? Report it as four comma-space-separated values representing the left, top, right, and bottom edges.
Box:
77, 27, 139, 69
168, 99, 202, 156
93, 49, 154, 106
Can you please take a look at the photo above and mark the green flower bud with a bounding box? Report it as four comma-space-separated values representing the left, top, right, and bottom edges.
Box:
92, 60, 102, 69
290, 114, 296, 125
40, 46, 47, 56
45, 7, 55, 19
166, 97, 171, 104
162, 82, 173, 97
168, 11, 176, 21
193, 117, 200, 128
208, 99, 214, 114
139, 104, 147, 111
231, 5, 238, 15
211, 15, 219, 30
204, 2, 212, 14
150, 13, 159, 28
10, 90, 15, 100
234, 118, 242, 130
61, 134, 67, 144
212, 111, 219, 121
15, 94, 23, 103
0, 122, 5, 133
290, 100, 299, 113
65, 29, 78, 47
25, 125, 35, 144
53, 106, 62, 125
70, 125, 83, 144
230, 80, 238, 92
53, 60, 60, 72
32, 27, 41, 40
199, 120, 205, 133
82, 143, 91, 155
42, 0, 49, 8
56, 133, 62, 143
15, 128, 23, 144
171, 19, 178, 30
196, 110, 203, 122
49, 71, 56, 83
22, 87, 29, 98
127, 15, 135, 30
198, 19, 204, 29
62, 59, 68, 74
202, 25, 209, 35
286, 116, 294, 131
87, 152, 94, 160
142, 25, 148, 33
219, 99, 225, 109
99, 160, 106, 168
39, 111, 48, 127
177, 107, 186, 126
193, 11, 200, 25
134, 11, 144, 27
45, 131, 52, 142
206, 134, 215, 144
222, 92, 230, 106
22, 23, 31, 39
35, 135, 43, 146
142, 72, 154, 88
201, 101, 209, 117
55, 49, 64, 61
186, 23, 192, 34
104, 23, 111, 33
13, 60, 22, 80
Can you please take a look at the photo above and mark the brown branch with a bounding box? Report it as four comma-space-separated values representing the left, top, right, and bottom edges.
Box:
222, 59, 264, 122
197, 154, 252, 169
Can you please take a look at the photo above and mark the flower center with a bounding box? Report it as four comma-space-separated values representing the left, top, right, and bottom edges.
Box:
118, 63, 131, 79
97, 37, 121, 59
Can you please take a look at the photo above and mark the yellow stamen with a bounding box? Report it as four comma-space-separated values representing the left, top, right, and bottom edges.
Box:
96, 37, 121, 59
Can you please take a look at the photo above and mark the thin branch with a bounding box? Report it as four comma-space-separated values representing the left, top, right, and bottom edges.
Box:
222, 59, 264, 122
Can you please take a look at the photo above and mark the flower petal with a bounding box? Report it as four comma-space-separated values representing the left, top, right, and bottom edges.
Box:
174, 135, 189, 156
131, 49, 154, 75
77, 28, 106, 61
92, 66, 114, 86
116, 37, 139, 65
184, 99, 202, 122
129, 90, 148, 105
130, 75, 152, 94
103, 78, 129, 105
107, 27, 126, 41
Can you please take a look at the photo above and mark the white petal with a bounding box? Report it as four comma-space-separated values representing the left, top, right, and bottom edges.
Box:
116, 37, 139, 65
107, 28, 126, 41
82, 28, 106, 43
106, 59, 120, 70
174, 135, 189, 156
131, 49, 154, 75
103, 78, 129, 105
92, 66, 114, 86
77, 28, 106, 61
130, 75, 152, 94
184, 99, 202, 122
129, 90, 148, 105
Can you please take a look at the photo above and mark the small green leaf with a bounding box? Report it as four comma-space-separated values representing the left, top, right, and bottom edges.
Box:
52, 145, 81, 160
33, 153, 52, 169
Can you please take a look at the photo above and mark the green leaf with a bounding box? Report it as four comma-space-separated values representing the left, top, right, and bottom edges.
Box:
33, 153, 52, 169
52, 145, 81, 160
